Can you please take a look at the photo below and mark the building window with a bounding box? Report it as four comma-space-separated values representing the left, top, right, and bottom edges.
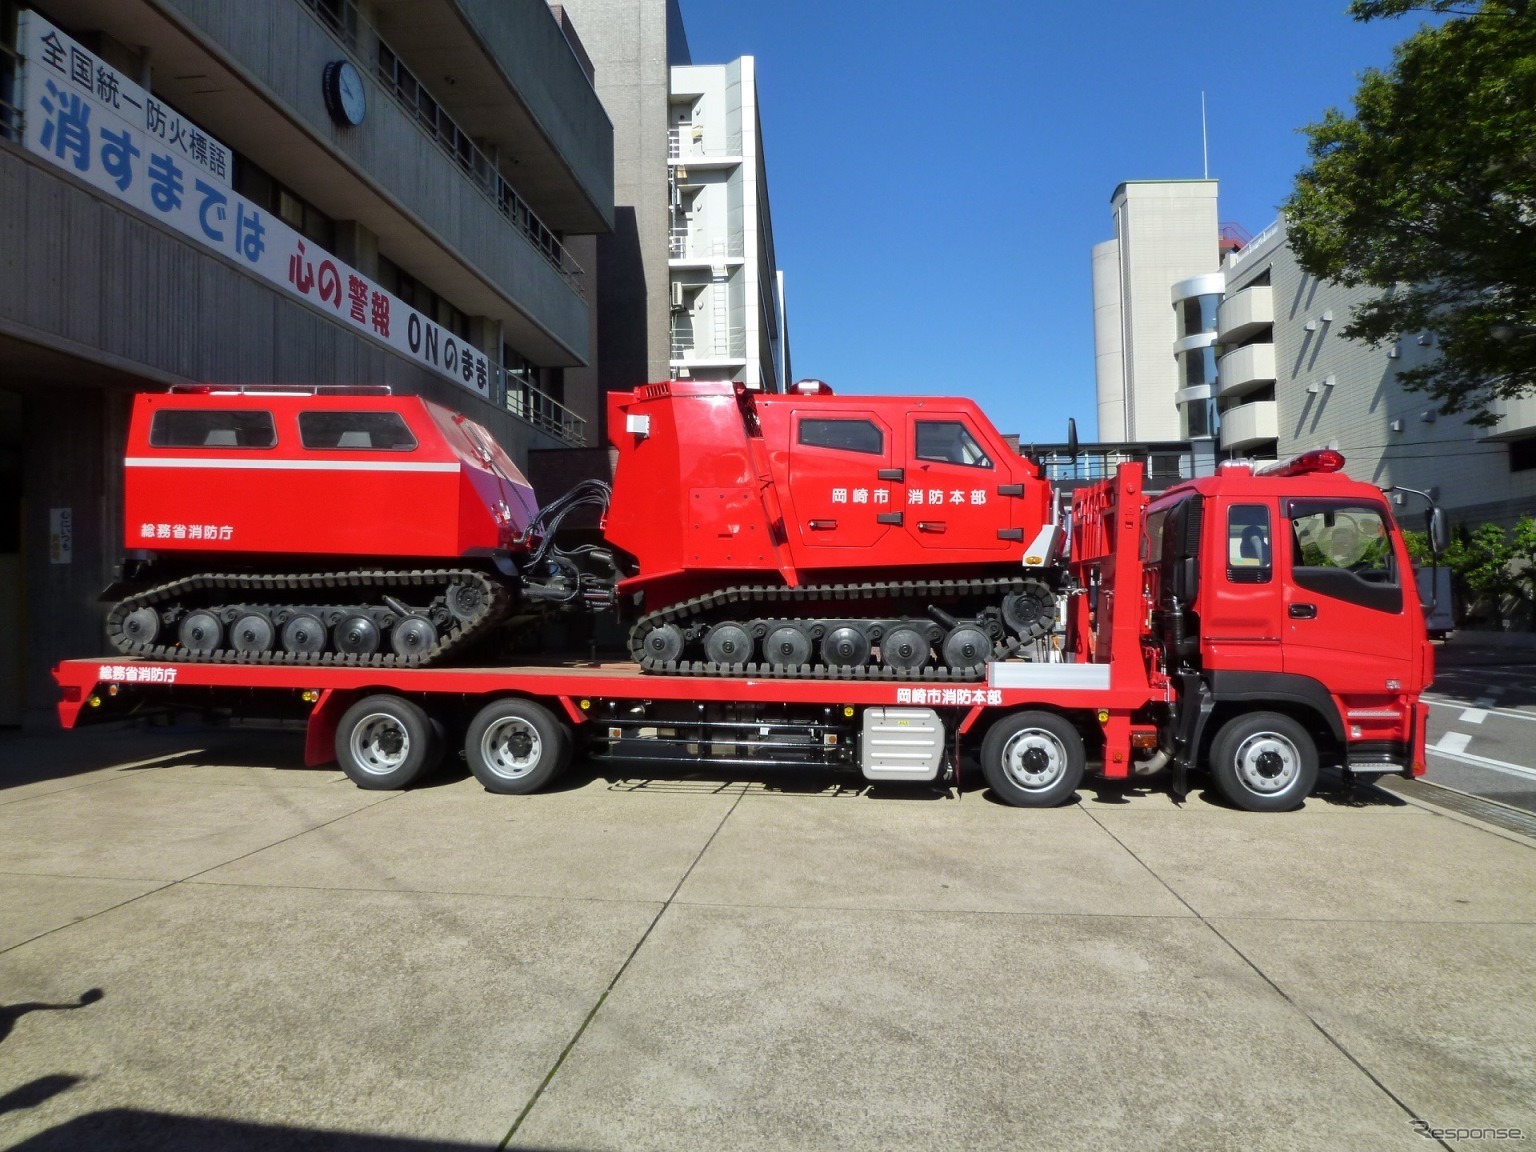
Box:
1180, 344, 1218, 388
1175, 294, 1220, 340
1181, 396, 1218, 440
232, 156, 335, 250
376, 256, 470, 340
1510, 437, 1536, 473
0, 1, 20, 143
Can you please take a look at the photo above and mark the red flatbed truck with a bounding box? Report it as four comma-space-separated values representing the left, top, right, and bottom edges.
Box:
52, 453, 1438, 812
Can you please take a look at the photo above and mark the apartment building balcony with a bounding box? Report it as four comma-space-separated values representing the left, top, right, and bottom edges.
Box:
668, 128, 744, 168
1218, 285, 1273, 343
1220, 401, 1279, 451
1481, 392, 1536, 441
1218, 342, 1277, 398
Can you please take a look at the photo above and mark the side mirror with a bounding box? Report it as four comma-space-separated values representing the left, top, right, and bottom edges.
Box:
1427, 507, 1449, 555
1066, 417, 1079, 463
1173, 555, 1200, 603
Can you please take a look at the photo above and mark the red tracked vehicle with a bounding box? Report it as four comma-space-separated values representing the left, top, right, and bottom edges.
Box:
106, 386, 612, 668
106, 379, 1061, 679
604, 380, 1062, 678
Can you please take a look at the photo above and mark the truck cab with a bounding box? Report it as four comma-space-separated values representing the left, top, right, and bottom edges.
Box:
1145, 450, 1433, 805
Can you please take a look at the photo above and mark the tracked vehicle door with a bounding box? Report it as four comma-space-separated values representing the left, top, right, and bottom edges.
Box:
786, 412, 900, 553
903, 414, 1010, 555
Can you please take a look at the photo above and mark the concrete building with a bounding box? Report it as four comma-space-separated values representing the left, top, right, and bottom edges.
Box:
1220, 218, 1536, 529
553, 0, 689, 412
667, 56, 787, 391
0, 0, 614, 724
1092, 179, 1221, 444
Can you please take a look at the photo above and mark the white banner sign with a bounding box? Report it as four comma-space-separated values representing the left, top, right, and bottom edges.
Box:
17, 10, 493, 401
49, 507, 72, 564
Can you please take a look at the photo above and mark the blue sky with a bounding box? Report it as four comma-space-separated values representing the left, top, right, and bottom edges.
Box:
682, 1, 1417, 441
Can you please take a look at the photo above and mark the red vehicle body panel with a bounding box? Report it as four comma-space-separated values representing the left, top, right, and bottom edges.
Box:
604, 381, 1053, 606
123, 391, 539, 560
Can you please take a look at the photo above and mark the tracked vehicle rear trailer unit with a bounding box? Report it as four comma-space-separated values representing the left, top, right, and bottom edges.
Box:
104, 386, 608, 669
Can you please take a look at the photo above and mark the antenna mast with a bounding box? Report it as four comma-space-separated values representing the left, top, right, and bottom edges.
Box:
1201, 91, 1209, 179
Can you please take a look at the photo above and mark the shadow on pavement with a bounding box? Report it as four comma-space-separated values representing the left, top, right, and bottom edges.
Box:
7, 1110, 584, 1151
0, 989, 103, 1047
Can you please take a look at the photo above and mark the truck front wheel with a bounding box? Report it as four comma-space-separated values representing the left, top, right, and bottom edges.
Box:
465, 698, 568, 795
980, 711, 1085, 808
335, 695, 437, 790
1208, 712, 1318, 812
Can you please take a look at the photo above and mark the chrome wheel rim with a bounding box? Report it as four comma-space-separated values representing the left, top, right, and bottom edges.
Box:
481, 716, 542, 780
1233, 732, 1299, 795
350, 713, 411, 776
999, 728, 1068, 792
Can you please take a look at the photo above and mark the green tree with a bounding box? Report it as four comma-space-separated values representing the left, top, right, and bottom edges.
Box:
1283, 1, 1536, 425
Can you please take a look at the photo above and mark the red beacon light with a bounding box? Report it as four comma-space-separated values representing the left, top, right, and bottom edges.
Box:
791, 378, 834, 395
1255, 448, 1345, 478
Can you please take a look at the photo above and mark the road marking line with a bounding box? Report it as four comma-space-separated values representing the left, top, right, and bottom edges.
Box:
1423, 697, 1536, 724
1459, 709, 1488, 724
1427, 746, 1536, 783
1434, 732, 1472, 754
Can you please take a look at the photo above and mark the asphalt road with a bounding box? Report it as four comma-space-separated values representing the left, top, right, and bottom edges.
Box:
1422, 652, 1536, 814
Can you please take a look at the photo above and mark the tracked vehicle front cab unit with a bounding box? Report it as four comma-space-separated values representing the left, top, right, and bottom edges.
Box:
604, 380, 1062, 678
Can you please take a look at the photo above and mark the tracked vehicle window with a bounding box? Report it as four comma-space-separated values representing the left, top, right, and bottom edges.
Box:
915, 421, 992, 468
150, 409, 277, 449
799, 419, 883, 455
1287, 500, 1401, 612
299, 411, 418, 451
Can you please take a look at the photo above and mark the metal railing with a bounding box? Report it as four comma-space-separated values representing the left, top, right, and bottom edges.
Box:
668, 128, 743, 161
299, 0, 586, 297
670, 322, 746, 362
501, 373, 586, 445
1225, 217, 1286, 273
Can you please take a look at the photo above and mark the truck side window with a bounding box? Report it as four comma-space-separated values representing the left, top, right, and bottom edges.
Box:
298, 411, 418, 451
149, 409, 277, 449
915, 421, 992, 468
1286, 500, 1402, 613
798, 418, 883, 455
1226, 505, 1271, 584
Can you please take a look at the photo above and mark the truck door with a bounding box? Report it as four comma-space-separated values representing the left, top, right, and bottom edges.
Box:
903, 415, 1010, 554
786, 411, 899, 551
1201, 501, 1283, 673
1280, 499, 1416, 692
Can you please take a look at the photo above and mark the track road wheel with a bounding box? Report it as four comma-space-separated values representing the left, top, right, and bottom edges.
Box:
465, 697, 568, 795
335, 695, 435, 790
981, 711, 1085, 808
1208, 711, 1318, 812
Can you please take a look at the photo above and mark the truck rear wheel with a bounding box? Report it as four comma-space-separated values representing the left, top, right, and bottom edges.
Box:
335, 694, 436, 790
1208, 712, 1318, 812
465, 698, 568, 795
980, 711, 1085, 808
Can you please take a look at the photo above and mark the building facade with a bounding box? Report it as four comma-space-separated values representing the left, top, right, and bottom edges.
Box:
553, 0, 689, 413
1220, 218, 1536, 529
0, 0, 614, 724
667, 56, 787, 390
1091, 179, 1221, 443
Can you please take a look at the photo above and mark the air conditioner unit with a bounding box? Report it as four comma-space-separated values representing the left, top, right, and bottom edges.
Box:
670, 282, 686, 311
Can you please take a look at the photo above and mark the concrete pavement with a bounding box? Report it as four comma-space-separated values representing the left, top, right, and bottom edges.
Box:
1, 725, 1533, 1150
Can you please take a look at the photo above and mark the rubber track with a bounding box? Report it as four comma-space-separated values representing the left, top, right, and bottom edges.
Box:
105, 568, 509, 669
627, 576, 1038, 682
